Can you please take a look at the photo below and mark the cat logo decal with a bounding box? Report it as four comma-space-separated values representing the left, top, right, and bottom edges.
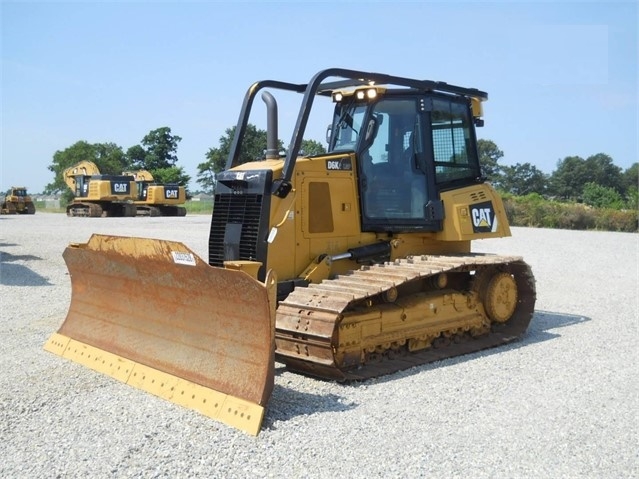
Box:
470, 201, 498, 233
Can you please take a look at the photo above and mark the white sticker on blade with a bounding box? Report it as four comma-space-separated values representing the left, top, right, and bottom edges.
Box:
171, 251, 197, 266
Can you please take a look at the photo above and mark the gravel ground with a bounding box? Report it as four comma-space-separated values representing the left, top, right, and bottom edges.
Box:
1, 213, 637, 479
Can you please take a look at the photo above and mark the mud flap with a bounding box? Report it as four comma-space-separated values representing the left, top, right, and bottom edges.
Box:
44, 234, 276, 436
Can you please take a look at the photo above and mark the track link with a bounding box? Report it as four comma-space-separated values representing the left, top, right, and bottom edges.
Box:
275, 253, 536, 381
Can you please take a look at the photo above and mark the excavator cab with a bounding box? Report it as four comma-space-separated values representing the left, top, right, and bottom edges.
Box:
46, 69, 535, 435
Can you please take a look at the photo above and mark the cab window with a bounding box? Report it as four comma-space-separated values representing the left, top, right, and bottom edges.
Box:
431, 98, 479, 184
358, 98, 427, 222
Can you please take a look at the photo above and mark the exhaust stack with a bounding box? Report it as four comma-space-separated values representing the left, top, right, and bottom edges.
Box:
261, 91, 279, 160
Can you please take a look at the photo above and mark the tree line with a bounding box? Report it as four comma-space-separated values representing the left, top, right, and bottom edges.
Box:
47, 125, 637, 213
479, 139, 638, 210
195, 126, 637, 212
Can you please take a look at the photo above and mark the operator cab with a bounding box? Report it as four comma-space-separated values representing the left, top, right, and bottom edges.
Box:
72, 175, 91, 198
328, 86, 483, 233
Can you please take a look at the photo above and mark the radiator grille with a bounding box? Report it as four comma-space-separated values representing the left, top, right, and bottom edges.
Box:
209, 193, 264, 267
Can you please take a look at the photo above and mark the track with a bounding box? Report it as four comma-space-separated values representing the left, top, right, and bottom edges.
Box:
66, 202, 137, 217
67, 202, 103, 217
275, 253, 536, 381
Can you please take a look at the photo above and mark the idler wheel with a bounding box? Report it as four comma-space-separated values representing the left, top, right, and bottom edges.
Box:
483, 272, 518, 323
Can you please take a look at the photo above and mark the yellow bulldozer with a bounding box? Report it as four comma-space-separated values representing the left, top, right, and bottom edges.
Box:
45, 68, 536, 435
122, 170, 187, 217
64, 160, 137, 217
1, 186, 36, 214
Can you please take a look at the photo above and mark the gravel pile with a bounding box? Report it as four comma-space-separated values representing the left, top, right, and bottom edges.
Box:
1, 213, 637, 478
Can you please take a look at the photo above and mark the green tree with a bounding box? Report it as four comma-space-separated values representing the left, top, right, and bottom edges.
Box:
625, 186, 639, 210
500, 162, 547, 196
196, 149, 225, 194
151, 166, 191, 187
477, 139, 504, 183
584, 153, 623, 193
621, 163, 638, 196
45, 141, 127, 195
621, 163, 638, 210
548, 156, 588, 199
125, 144, 146, 167
129, 127, 182, 171
582, 182, 624, 209
126, 127, 190, 189
196, 124, 284, 194
549, 154, 625, 200
300, 139, 327, 156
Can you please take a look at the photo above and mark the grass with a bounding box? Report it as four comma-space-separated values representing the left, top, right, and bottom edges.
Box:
184, 201, 213, 215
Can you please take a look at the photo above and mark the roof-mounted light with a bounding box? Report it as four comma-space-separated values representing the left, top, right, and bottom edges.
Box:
332, 86, 385, 103
356, 88, 378, 100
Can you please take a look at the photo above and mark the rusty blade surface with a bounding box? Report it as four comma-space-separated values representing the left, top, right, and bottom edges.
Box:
58, 234, 274, 406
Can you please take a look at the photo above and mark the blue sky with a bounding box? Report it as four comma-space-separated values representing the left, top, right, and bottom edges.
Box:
2, 1, 637, 193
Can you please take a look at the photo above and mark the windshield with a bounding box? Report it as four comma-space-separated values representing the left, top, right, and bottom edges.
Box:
329, 104, 368, 152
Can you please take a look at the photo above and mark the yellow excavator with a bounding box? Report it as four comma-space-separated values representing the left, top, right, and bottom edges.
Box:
122, 170, 187, 217
45, 68, 536, 435
64, 160, 137, 217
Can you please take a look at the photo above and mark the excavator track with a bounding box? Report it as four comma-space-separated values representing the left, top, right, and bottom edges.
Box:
67, 202, 103, 217
275, 253, 536, 381
66, 202, 137, 217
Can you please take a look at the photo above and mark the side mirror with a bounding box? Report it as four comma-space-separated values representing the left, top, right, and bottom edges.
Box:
364, 116, 379, 147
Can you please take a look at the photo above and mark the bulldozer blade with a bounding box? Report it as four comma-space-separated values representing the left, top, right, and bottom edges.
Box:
44, 234, 276, 436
